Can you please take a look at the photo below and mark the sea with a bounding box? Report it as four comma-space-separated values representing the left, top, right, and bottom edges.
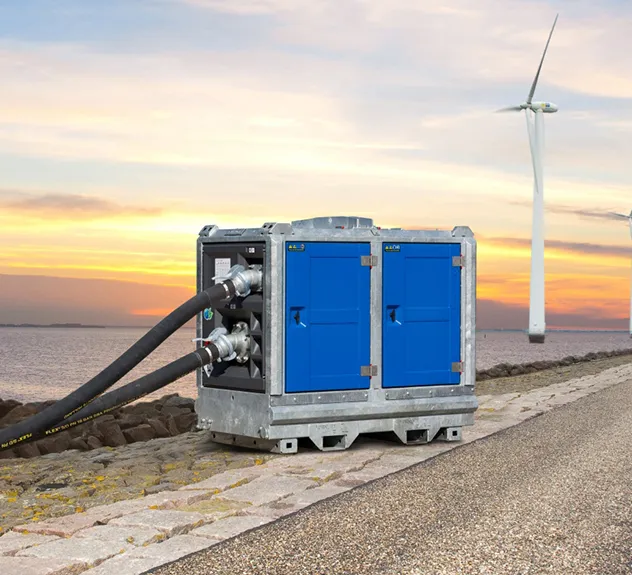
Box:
0, 327, 630, 404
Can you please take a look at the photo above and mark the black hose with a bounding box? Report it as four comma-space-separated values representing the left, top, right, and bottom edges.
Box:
4, 344, 221, 450
0, 281, 234, 451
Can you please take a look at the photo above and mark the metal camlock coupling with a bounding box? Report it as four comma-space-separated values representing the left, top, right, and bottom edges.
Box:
212, 265, 263, 298
192, 322, 250, 376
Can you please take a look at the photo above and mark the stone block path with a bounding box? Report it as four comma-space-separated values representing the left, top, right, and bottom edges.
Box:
1, 363, 631, 575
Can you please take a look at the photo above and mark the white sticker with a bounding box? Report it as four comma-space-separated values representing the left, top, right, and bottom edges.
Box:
214, 258, 232, 283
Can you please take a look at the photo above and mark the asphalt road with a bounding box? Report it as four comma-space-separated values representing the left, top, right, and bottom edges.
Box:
153, 380, 632, 575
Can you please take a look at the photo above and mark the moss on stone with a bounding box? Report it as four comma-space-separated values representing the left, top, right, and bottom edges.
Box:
179, 497, 249, 514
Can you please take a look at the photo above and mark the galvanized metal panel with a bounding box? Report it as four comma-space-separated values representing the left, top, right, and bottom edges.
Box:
382, 242, 461, 388
270, 390, 369, 406
369, 237, 383, 394
383, 384, 474, 400
285, 242, 372, 393
460, 235, 476, 388
268, 234, 284, 395
268, 394, 477, 425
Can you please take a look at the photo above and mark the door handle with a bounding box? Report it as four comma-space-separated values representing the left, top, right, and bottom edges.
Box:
292, 309, 306, 327
389, 307, 402, 326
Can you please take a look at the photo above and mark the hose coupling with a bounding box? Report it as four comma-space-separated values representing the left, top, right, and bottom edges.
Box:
193, 322, 250, 376
213, 264, 263, 297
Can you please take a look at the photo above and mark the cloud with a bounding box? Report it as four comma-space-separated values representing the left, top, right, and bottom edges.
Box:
0, 16, 630, 205
546, 205, 631, 222
179, 0, 632, 98
508, 200, 631, 222
483, 237, 631, 259
0, 190, 162, 220
181, 0, 297, 14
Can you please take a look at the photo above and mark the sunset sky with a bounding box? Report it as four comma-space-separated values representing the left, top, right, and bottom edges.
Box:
0, 0, 631, 330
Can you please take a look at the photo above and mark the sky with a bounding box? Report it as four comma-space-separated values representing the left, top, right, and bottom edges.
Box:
0, 0, 631, 330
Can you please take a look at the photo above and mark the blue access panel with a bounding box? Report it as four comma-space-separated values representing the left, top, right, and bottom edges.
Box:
382, 243, 461, 388
285, 242, 371, 393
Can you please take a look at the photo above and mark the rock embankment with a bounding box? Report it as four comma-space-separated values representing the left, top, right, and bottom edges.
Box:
476, 348, 632, 380
1, 348, 631, 460
0, 394, 198, 460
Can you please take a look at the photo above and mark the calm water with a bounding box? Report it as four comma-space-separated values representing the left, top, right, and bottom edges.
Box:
0, 327, 630, 403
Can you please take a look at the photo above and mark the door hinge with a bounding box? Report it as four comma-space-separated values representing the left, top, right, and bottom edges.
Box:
361, 365, 378, 377
452, 362, 463, 373
452, 256, 464, 267
361, 255, 378, 267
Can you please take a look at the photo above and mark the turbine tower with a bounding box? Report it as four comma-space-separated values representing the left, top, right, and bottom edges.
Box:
609, 210, 632, 337
497, 14, 559, 344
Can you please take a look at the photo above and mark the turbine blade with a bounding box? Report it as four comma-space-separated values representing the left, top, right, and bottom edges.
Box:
495, 106, 522, 112
526, 14, 559, 105
608, 211, 629, 220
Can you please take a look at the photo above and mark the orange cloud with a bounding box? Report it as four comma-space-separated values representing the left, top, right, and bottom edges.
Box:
477, 233, 630, 324
482, 236, 630, 261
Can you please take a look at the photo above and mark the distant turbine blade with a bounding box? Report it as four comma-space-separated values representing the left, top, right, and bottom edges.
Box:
496, 106, 522, 112
608, 211, 629, 220
526, 13, 559, 105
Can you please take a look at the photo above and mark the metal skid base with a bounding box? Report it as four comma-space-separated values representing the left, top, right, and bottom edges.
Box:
197, 387, 477, 454
206, 415, 472, 454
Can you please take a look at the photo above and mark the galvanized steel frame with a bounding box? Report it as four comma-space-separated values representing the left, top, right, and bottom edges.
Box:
195, 219, 477, 451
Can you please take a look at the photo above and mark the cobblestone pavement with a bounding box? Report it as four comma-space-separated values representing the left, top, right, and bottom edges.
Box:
1, 362, 631, 575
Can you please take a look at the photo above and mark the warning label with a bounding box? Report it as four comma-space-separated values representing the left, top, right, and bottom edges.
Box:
214, 258, 231, 283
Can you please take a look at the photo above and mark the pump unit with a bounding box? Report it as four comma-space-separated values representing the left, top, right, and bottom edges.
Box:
195, 216, 477, 453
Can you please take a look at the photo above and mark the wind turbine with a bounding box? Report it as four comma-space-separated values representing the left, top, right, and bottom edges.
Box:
497, 14, 559, 344
608, 210, 632, 337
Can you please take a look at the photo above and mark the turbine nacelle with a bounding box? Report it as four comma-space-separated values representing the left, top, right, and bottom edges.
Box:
529, 101, 558, 113
497, 101, 559, 114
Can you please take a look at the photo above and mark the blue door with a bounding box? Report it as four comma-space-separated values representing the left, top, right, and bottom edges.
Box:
382, 243, 461, 387
285, 242, 371, 393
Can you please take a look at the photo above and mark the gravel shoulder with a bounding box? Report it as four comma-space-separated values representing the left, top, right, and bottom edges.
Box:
154, 379, 632, 575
